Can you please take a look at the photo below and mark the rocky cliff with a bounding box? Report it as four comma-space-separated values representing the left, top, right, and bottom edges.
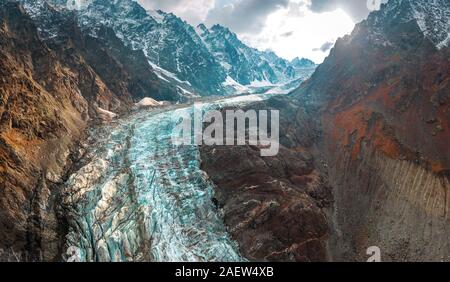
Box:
295, 0, 449, 261
0, 1, 178, 261
201, 0, 450, 261
200, 98, 333, 262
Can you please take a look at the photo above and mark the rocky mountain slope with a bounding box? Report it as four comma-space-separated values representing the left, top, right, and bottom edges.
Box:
63, 0, 227, 96
293, 0, 450, 261
0, 0, 181, 261
200, 98, 333, 262
201, 0, 450, 261
20, 0, 186, 102
196, 23, 314, 86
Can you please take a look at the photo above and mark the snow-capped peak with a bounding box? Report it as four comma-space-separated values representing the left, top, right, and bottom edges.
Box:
291, 57, 316, 68
147, 9, 165, 24
20, 0, 316, 96
370, 0, 450, 49
195, 23, 209, 35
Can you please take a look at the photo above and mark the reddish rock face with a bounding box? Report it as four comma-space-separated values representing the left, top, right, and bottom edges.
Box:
0, 2, 87, 261
294, 7, 450, 176
289, 1, 450, 261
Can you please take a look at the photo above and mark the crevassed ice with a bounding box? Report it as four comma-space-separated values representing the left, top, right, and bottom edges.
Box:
63, 95, 270, 262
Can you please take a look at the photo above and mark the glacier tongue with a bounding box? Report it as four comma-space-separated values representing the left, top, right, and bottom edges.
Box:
63, 95, 272, 262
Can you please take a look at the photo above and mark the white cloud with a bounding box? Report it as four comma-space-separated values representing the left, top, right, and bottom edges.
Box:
205, 0, 289, 33
310, 0, 388, 22
239, 1, 355, 63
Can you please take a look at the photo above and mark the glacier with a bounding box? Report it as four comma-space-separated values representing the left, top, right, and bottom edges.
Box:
63, 95, 268, 262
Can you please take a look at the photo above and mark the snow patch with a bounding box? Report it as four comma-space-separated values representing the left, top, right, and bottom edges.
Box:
147, 9, 165, 24
97, 107, 117, 121
214, 94, 265, 107
148, 61, 192, 86
177, 86, 198, 98
407, 0, 450, 49
222, 76, 249, 94
248, 80, 276, 88
436, 32, 450, 49
136, 97, 163, 108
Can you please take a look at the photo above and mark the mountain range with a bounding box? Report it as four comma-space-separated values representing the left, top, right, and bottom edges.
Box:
23, 0, 316, 97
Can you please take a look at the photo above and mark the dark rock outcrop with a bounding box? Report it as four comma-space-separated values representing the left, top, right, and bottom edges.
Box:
200, 99, 333, 262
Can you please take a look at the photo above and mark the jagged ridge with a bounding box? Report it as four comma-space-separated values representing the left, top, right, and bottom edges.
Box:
41, 0, 315, 96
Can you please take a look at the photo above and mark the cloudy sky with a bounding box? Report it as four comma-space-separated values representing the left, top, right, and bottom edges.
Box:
138, 0, 388, 63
